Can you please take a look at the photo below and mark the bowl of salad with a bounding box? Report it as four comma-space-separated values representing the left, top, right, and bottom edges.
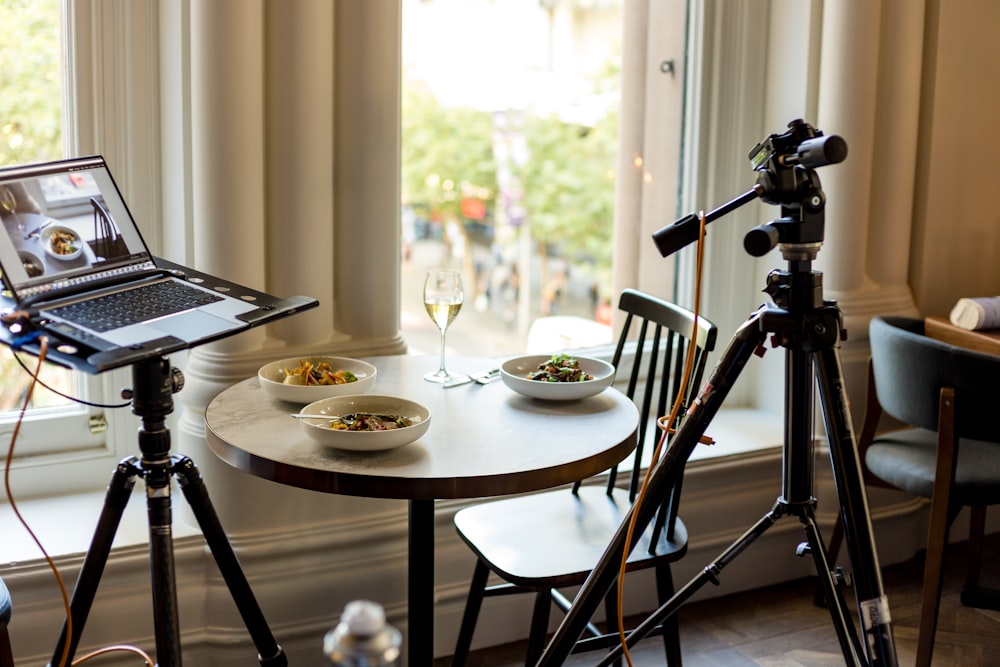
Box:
500, 353, 615, 401
297, 394, 431, 451
41, 225, 83, 261
258, 356, 377, 403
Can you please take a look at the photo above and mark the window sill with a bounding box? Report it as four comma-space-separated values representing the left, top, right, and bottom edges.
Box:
689, 407, 784, 461
0, 487, 202, 566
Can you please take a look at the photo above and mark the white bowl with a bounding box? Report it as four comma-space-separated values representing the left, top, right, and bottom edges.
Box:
18, 250, 43, 278
298, 395, 431, 451
258, 356, 377, 404
500, 354, 615, 401
41, 225, 83, 261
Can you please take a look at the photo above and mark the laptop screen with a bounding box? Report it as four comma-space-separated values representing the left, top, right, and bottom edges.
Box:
0, 155, 154, 301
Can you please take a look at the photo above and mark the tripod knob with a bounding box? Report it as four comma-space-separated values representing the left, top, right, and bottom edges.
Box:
171, 367, 185, 393
120, 366, 186, 401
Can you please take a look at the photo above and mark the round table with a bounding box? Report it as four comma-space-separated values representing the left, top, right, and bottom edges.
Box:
204, 354, 638, 666
3, 211, 97, 276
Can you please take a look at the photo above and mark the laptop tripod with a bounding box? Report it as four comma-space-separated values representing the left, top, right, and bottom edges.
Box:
537, 120, 899, 667
50, 356, 286, 667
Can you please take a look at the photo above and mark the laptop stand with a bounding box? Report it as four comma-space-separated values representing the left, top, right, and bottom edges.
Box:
1, 260, 318, 666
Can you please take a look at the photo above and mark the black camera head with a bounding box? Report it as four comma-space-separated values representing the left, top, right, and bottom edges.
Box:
749, 118, 847, 172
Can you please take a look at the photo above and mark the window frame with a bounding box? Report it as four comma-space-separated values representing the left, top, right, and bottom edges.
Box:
2, 0, 161, 498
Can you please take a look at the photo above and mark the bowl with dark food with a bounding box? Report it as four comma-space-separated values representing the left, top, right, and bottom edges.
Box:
500, 353, 615, 401
40, 225, 83, 261
18, 250, 44, 278
297, 395, 431, 451
258, 356, 377, 403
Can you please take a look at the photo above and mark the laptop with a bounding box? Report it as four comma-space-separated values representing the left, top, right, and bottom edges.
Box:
0, 155, 316, 371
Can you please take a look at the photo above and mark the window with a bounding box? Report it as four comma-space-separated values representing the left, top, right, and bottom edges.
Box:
401, 0, 793, 431
400, 0, 624, 358
0, 0, 77, 415
0, 0, 143, 498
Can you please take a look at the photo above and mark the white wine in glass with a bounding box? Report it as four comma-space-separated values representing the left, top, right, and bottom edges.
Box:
423, 268, 467, 383
0, 187, 22, 233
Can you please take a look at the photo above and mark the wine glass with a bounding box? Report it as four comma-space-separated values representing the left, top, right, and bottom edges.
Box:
0, 187, 22, 233
423, 268, 467, 383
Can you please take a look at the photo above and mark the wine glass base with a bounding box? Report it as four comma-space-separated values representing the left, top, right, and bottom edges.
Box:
424, 370, 469, 384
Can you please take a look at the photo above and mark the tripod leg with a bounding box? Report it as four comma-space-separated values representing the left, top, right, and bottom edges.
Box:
593, 506, 784, 667
52, 458, 140, 667
146, 457, 183, 666
799, 505, 867, 665
815, 346, 898, 667
173, 456, 287, 666
536, 311, 768, 667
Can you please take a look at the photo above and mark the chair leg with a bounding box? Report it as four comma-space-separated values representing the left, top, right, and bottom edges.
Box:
656, 565, 683, 667
915, 387, 959, 667
915, 493, 953, 667
961, 505, 1000, 610
452, 559, 491, 667
525, 589, 552, 667
0, 623, 12, 667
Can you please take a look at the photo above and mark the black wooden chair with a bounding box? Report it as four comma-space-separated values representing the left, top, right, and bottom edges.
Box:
827, 316, 1000, 667
89, 197, 127, 261
0, 575, 13, 667
450, 288, 717, 666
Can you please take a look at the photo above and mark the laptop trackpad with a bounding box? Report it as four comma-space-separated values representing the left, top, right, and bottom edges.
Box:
149, 309, 242, 341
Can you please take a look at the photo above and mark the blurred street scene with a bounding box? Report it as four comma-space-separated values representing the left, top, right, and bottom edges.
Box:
400, 0, 621, 361
401, 236, 611, 360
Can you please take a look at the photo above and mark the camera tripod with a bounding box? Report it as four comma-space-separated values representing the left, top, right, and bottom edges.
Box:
50, 355, 286, 667
537, 120, 899, 667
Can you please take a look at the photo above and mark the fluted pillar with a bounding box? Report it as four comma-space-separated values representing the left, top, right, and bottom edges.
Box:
817, 0, 922, 335
333, 1, 403, 340
263, 0, 337, 347
166, 0, 406, 533
189, 0, 269, 356
815, 0, 924, 412
611, 0, 649, 316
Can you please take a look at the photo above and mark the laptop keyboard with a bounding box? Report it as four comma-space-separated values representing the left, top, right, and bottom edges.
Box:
46, 281, 225, 332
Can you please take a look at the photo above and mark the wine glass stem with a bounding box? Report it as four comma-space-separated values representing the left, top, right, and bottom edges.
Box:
437, 327, 448, 375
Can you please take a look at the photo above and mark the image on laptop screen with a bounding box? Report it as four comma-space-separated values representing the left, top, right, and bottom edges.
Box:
0, 156, 153, 301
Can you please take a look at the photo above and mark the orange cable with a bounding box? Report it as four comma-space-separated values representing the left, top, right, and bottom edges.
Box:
615, 210, 708, 665
5, 339, 155, 666
4, 337, 74, 667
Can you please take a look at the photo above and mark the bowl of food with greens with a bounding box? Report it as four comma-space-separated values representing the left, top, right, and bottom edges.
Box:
500, 353, 615, 401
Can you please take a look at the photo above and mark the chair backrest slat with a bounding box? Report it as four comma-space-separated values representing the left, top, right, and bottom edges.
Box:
606, 289, 718, 511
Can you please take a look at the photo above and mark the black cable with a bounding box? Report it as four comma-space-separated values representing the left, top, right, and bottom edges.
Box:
11, 350, 131, 409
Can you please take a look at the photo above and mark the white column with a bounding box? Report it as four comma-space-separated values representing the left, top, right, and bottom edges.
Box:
171, 0, 406, 534
866, 1, 925, 295
263, 0, 336, 347
611, 0, 649, 311
817, 0, 921, 334
333, 1, 403, 341
815, 0, 923, 412
189, 0, 268, 357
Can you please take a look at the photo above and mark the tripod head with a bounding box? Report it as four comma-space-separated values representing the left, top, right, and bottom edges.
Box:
121, 356, 185, 460
651, 119, 847, 262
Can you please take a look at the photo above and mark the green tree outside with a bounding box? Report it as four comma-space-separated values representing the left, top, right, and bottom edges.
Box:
0, 0, 62, 166
0, 0, 68, 412
401, 59, 619, 305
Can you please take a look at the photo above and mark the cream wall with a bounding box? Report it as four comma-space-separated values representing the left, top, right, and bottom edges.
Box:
911, 0, 1000, 314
